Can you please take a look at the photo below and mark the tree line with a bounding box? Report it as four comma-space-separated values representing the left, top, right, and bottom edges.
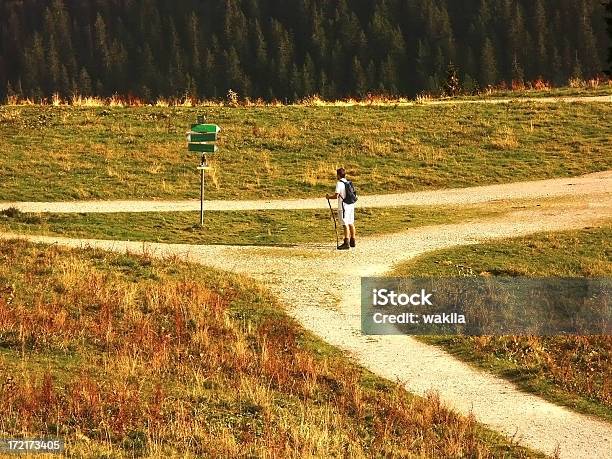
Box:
0, 0, 610, 102
607, 0, 612, 75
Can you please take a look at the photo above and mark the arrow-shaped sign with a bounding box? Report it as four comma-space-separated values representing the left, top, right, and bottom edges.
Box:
187, 132, 218, 142
188, 143, 218, 153
190, 124, 220, 134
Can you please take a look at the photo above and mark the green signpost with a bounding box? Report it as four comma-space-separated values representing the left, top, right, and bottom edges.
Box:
187, 132, 218, 142
187, 116, 221, 225
190, 123, 221, 134
188, 143, 218, 153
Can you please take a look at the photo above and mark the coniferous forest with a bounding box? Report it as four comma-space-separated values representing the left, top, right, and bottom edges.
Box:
1, 0, 611, 102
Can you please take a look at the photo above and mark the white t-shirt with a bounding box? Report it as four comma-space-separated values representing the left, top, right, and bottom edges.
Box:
336, 178, 355, 225
335, 179, 347, 207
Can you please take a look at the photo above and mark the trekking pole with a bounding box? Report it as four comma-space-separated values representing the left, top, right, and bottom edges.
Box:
326, 197, 339, 249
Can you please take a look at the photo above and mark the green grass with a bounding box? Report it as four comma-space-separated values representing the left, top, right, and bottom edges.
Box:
393, 227, 612, 421
1, 101, 611, 202
0, 239, 540, 457
0, 203, 506, 246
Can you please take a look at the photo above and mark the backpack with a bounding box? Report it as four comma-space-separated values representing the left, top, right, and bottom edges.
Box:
342, 180, 358, 205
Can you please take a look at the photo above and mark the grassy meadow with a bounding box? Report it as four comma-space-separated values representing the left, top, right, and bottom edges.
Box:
0, 92, 610, 456
0, 201, 511, 246
0, 239, 541, 458
1, 101, 611, 202
0, 196, 581, 246
394, 226, 612, 421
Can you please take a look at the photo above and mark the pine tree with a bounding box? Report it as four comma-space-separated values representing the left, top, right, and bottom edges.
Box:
415, 39, 431, 91
571, 52, 584, 80
49, 0, 76, 78
22, 33, 45, 98
201, 48, 216, 99
167, 19, 185, 96
318, 69, 330, 99
208, 36, 221, 99
249, 20, 268, 97
187, 13, 201, 75
463, 74, 477, 93
1, 0, 610, 100
302, 53, 316, 96
561, 37, 573, 77
366, 60, 376, 92
330, 41, 346, 97
464, 46, 477, 83
108, 40, 128, 94
351, 56, 367, 97
289, 63, 302, 100
551, 47, 563, 85
15, 80, 23, 99
59, 64, 70, 97
138, 44, 157, 99
78, 67, 92, 95
356, 31, 369, 69
309, 5, 326, 68
270, 20, 293, 97
369, 2, 393, 52
503, 2, 525, 78
531, 0, 549, 78
46, 39, 61, 95
335, 1, 361, 53
5, 81, 15, 101
480, 38, 497, 87
575, 0, 600, 77
511, 54, 524, 88
225, 47, 246, 96
380, 55, 398, 94
443, 62, 461, 96
432, 46, 445, 87
93, 14, 111, 93
185, 73, 198, 100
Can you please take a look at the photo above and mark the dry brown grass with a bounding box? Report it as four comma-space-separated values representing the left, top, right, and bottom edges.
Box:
394, 227, 612, 419
302, 162, 339, 187
468, 335, 612, 410
2, 99, 611, 203
0, 239, 532, 457
6, 78, 609, 108
490, 126, 519, 150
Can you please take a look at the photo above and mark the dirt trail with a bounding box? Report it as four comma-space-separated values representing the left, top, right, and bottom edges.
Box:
1, 170, 610, 214
422, 94, 612, 105
1, 175, 611, 458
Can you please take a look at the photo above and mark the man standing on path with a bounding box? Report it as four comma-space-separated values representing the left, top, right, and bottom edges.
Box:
326, 168, 357, 250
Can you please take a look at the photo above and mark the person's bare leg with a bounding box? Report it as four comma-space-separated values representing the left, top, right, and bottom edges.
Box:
349, 224, 356, 247
337, 225, 351, 249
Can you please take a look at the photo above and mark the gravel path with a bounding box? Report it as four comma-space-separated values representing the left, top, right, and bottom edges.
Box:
304, 94, 612, 107
421, 94, 612, 105
1, 175, 611, 458
1, 170, 610, 214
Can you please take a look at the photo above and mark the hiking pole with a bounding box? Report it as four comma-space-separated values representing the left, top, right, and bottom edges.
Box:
326, 197, 339, 249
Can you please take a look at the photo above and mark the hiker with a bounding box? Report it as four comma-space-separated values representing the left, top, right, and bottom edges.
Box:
326, 168, 357, 250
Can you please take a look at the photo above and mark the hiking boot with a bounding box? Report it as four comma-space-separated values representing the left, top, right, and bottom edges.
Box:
350, 238, 356, 248
337, 239, 350, 250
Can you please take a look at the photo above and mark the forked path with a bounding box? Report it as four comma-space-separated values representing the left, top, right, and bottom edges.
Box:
2, 173, 612, 458
1, 170, 610, 213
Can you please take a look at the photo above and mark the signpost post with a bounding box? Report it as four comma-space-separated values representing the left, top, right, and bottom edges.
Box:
187, 115, 220, 225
